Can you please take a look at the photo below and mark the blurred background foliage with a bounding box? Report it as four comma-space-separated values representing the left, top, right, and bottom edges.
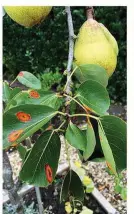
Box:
3, 6, 126, 104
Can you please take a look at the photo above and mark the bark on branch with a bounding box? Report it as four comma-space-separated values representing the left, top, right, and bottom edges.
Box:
65, 6, 75, 96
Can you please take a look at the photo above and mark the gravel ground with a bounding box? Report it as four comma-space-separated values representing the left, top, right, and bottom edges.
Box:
7, 134, 127, 214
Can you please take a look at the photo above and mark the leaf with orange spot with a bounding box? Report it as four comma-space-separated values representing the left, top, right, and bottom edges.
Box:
20, 131, 61, 187
8, 90, 63, 111
17, 71, 41, 89
3, 104, 57, 149
98, 121, 117, 175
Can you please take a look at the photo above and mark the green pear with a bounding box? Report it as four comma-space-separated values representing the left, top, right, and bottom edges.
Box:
74, 19, 118, 77
4, 6, 52, 27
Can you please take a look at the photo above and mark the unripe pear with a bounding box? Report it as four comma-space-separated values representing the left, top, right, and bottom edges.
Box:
74, 19, 118, 77
4, 6, 52, 27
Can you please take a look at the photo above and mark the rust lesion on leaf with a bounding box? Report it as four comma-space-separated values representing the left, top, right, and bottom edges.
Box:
29, 90, 40, 99
83, 104, 95, 113
16, 111, 31, 122
45, 164, 53, 183
8, 129, 24, 143
18, 71, 24, 77
106, 161, 115, 174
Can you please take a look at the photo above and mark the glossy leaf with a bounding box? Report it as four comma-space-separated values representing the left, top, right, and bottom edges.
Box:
3, 104, 57, 149
76, 80, 110, 115
100, 115, 127, 172
3, 81, 12, 103
60, 170, 84, 202
65, 121, 87, 152
20, 131, 61, 187
74, 64, 108, 87
80, 118, 104, 162
8, 90, 63, 111
83, 122, 96, 161
98, 122, 117, 175
17, 71, 41, 89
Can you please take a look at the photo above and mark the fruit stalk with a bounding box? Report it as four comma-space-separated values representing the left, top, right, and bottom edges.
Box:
86, 6, 94, 20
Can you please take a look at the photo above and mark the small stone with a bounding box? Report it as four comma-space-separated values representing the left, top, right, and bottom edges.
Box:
49, 205, 52, 210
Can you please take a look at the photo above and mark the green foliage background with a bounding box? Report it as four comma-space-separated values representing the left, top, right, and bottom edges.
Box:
3, 6, 126, 104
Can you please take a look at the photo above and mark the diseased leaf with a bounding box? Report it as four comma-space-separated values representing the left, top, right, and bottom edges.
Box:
98, 121, 117, 175
20, 131, 61, 187
7, 90, 63, 111
3, 104, 57, 149
17, 71, 41, 89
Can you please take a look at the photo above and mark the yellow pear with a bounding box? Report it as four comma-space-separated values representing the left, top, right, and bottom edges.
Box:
74, 19, 118, 77
4, 6, 52, 27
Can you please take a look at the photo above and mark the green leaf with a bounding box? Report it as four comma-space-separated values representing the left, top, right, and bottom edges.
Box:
4, 88, 22, 112
3, 105, 57, 149
114, 184, 122, 194
100, 115, 127, 172
19, 131, 61, 187
8, 90, 63, 111
80, 118, 104, 162
60, 170, 84, 202
98, 121, 117, 175
17, 71, 41, 89
121, 187, 127, 200
65, 121, 87, 152
17, 144, 27, 160
83, 123, 96, 161
3, 81, 12, 103
9, 87, 21, 101
74, 64, 108, 87
76, 80, 110, 115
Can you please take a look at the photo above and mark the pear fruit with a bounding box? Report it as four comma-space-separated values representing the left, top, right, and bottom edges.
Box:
74, 19, 118, 77
4, 6, 52, 27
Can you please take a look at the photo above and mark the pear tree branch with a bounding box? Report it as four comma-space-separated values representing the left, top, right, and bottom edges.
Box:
65, 6, 75, 98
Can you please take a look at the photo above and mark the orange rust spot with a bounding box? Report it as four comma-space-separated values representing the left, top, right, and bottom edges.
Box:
46, 125, 53, 131
11, 142, 18, 147
29, 90, 40, 99
45, 164, 53, 183
106, 161, 115, 173
16, 111, 31, 122
18, 72, 24, 77
83, 105, 94, 112
8, 129, 24, 143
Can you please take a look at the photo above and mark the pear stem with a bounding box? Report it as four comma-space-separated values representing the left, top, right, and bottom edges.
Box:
86, 6, 94, 20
